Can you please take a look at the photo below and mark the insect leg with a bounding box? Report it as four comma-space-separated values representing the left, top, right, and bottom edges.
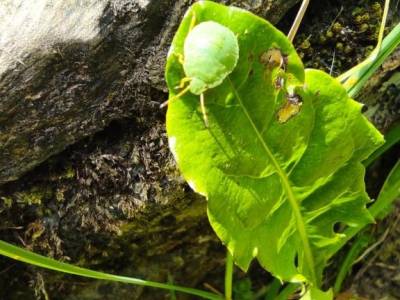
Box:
170, 13, 196, 83
200, 93, 209, 127
175, 53, 185, 65
178, 77, 192, 89
188, 12, 197, 32
160, 85, 191, 108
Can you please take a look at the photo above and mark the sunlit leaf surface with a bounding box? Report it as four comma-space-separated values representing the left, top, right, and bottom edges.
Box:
165, 1, 384, 283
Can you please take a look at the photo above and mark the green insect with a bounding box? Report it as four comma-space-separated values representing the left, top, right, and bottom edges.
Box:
161, 15, 239, 126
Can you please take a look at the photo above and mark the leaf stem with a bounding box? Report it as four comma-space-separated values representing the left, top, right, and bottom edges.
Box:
228, 78, 317, 285
224, 250, 234, 300
0, 240, 223, 300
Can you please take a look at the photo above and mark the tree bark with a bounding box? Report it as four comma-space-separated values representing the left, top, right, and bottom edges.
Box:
0, 0, 399, 299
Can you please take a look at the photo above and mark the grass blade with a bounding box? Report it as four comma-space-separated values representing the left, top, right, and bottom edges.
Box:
333, 234, 372, 294
0, 240, 223, 300
332, 159, 400, 254
364, 122, 400, 167
337, 0, 400, 97
369, 159, 400, 219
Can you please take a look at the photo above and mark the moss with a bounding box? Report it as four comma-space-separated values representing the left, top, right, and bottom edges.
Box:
17, 186, 53, 205
354, 14, 364, 24
299, 39, 311, 50
0, 196, 12, 208
55, 189, 65, 202
292, 0, 385, 76
332, 22, 343, 33
63, 165, 76, 179
0, 119, 226, 299
370, 76, 400, 128
26, 220, 46, 241
336, 42, 344, 51
344, 45, 353, 54
319, 34, 327, 44
358, 23, 369, 33
352, 7, 364, 16
371, 2, 382, 16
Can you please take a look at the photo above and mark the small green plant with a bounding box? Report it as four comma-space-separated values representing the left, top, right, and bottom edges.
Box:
164, 0, 399, 298
1, 1, 399, 299
166, 0, 383, 296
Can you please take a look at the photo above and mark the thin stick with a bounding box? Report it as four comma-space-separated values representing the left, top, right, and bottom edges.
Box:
375, 0, 390, 55
329, 49, 336, 75
338, 0, 390, 83
204, 283, 224, 296
327, 6, 344, 32
287, 0, 310, 42
200, 93, 209, 127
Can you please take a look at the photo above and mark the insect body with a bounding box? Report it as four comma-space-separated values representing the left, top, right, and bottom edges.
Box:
184, 21, 239, 94
162, 19, 239, 126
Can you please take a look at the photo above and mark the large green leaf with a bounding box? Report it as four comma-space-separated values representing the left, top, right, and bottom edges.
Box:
300, 287, 333, 300
165, 1, 384, 284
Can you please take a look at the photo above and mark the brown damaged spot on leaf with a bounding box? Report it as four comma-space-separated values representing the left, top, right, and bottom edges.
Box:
277, 93, 303, 123
259, 48, 288, 70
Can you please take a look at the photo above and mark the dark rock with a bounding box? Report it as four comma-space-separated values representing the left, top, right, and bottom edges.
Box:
0, 0, 299, 184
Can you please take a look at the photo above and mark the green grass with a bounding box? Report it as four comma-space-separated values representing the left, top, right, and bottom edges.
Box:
0, 240, 223, 300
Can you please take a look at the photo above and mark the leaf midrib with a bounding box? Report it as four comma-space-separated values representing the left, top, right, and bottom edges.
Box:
227, 77, 317, 284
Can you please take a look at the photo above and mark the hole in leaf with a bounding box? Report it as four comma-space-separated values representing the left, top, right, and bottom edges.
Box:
294, 253, 299, 268
333, 222, 346, 233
